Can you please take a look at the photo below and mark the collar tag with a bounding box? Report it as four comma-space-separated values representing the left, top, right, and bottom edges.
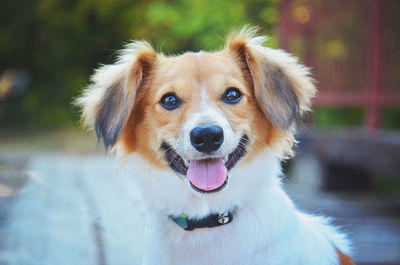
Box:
171, 214, 189, 229
217, 212, 230, 224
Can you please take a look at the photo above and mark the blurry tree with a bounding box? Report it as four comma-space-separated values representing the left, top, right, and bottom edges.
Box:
0, 0, 278, 127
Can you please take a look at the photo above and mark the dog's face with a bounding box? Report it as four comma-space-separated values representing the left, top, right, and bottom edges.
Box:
122, 51, 271, 193
77, 28, 315, 196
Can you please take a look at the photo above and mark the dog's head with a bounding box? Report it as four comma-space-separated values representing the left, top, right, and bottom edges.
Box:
77, 27, 315, 197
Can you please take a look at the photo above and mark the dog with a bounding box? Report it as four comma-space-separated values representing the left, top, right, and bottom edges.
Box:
76, 27, 354, 265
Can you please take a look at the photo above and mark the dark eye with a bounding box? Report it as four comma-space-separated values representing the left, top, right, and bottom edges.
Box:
160, 92, 182, 110
222, 87, 242, 104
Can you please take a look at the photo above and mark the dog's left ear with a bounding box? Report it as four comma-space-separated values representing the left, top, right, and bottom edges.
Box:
75, 41, 157, 149
225, 27, 316, 134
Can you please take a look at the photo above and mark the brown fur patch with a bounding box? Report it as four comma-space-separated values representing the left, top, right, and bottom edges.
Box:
336, 249, 355, 265
226, 34, 300, 133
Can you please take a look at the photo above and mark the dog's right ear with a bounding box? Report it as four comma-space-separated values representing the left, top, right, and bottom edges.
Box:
75, 41, 157, 150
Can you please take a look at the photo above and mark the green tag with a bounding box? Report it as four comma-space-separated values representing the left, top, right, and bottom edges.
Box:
171, 214, 188, 229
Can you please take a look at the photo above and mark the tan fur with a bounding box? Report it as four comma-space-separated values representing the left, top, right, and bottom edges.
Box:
336, 249, 355, 265
77, 26, 316, 166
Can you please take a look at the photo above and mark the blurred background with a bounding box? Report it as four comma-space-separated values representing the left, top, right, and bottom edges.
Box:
0, 0, 399, 264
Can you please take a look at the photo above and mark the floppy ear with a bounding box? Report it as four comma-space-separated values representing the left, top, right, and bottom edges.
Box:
75, 41, 157, 150
225, 27, 316, 134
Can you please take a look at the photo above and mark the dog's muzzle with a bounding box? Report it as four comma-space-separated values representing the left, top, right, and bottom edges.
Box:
161, 135, 249, 193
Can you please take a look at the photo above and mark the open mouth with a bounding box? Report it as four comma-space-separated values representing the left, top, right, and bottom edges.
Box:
160, 135, 249, 193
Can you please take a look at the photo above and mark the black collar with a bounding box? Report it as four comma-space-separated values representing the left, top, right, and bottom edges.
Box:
170, 211, 234, 231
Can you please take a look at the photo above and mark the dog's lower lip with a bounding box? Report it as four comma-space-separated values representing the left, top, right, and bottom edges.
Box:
161, 135, 249, 191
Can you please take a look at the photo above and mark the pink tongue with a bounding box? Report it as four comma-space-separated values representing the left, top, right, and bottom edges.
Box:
187, 158, 227, 191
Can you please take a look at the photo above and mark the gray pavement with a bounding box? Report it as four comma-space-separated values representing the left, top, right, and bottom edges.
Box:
0, 153, 143, 265
0, 152, 399, 265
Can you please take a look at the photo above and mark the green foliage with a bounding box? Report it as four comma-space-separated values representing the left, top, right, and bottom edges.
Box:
314, 107, 364, 128
314, 107, 400, 130
0, 0, 278, 127
382, 108, 400, 130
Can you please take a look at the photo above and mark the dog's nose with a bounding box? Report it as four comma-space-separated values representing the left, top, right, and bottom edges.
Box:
190, 126, 224, 153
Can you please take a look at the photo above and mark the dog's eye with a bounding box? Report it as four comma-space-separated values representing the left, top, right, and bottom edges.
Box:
160, 92, 182, 110
222, 87, 242, 104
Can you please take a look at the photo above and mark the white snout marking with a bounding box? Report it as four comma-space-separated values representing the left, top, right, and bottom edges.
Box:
196, 52, 209, 107
174, 52, 241, 161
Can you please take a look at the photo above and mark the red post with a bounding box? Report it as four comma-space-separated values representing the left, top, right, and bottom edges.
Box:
279, 0, 290, 50
366, 0, 385, 132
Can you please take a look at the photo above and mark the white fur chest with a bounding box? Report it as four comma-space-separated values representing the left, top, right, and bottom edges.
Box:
138, 188, 348, 265
121, 153, 350, 265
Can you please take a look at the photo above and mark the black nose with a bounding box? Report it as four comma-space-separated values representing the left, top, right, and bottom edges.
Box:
190, 126, 224, 153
